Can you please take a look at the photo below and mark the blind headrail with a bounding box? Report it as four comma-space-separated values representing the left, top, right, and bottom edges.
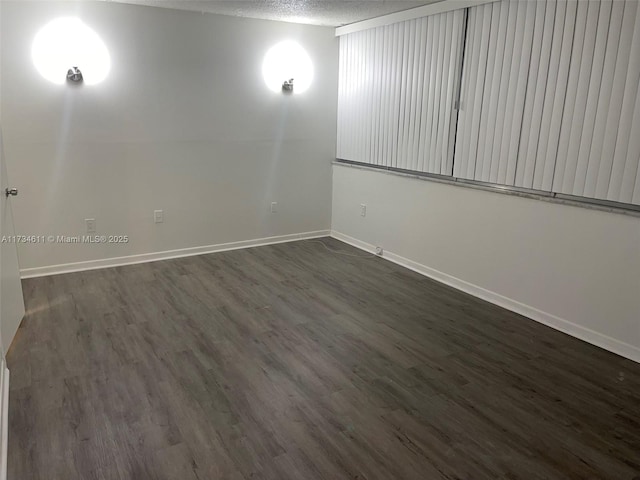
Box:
335, 0, 496, 37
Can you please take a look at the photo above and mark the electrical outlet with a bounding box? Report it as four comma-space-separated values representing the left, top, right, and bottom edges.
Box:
154, 210, 164, 223
360, 204, 367, 217
85, 218, 96, 233
270, 202, 278, 214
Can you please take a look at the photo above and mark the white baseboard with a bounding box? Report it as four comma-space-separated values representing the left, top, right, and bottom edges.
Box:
0, 364, 8, 480
331, 230, 640, 364
20, 230, 331, 279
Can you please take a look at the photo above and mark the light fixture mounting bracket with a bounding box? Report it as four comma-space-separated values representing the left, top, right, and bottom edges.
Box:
67, 66, 83, 83
282, 78, 294, 92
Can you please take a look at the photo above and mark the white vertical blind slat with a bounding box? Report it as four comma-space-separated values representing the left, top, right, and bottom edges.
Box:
439, 13, 453, 174
624, 83, 640, 204
595, 0, 638, 199
402, 20, 416, 170
582, 2, 623, 197
384, 24, 395, 167
444, 11, 464, 175
571, 0, 612, 197
553, 0, 591, 193
494, 0, 518, 184
425, 16, 439, 173
527, 0, 566, 190
364, 29, 373, 166
608, 3, 640, 202
417, 16, 433, 172
632, 83, 640, 203
539, 0, 577, 191
481, 1, 509, 182
397, 22, 410, 169
371, 28, 381, 166
504, 0, 535, 185
468, 5, 491, 180
556, 0, 600, 194
410, 18, 426, 172
346, 33, 355, 160
513, 0, 548, 188
408, 19, 421, 171
516, 0, 555, 189
337, 36, 344, 157
346, 33, 356, 161
430, 16, 445, 172
454, 7, 478, 178
353, 32, 361, 162
476, 1, 502, 183
391, 23, 402, 168
488, 0, 517, 184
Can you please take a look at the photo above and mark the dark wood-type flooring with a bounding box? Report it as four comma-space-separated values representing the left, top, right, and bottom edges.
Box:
7, 238, 640, 479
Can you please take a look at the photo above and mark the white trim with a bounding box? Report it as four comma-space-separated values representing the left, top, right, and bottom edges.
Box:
330, 230, 640, 364
335, 0, 496, 36
20, 230, 331, 279
0, 365, 8, 480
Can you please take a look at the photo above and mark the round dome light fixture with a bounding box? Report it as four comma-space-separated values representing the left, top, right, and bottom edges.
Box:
32, 17, 111, 85
262, 41, 313, 94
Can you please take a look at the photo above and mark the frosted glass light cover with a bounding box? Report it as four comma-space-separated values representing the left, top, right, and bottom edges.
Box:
262, 41, 313, 94
32, 17, 111, 85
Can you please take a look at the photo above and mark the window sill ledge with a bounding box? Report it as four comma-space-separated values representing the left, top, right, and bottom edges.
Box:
333, 159, 640, 219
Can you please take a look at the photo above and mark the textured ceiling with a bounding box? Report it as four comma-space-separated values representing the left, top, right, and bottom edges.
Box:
105, 0, 442, 27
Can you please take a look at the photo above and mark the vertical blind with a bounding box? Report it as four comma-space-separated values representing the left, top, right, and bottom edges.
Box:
337, 0, 640, 207
453, 0, 535, 185
454, 0, 640, 205
337, 10, 466, 175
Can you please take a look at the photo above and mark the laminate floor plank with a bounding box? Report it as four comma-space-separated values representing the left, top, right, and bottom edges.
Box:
7, 237, 640, 479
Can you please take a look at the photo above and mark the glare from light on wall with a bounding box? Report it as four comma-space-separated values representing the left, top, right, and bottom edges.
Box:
32, 17, 111, 85
262, 41, 313, 94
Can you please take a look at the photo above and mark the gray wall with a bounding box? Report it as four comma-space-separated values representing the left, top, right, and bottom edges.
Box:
332, 164, 640, 362
1, 1, 338, 271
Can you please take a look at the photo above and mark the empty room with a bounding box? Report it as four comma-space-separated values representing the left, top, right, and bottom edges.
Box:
0, 0, 639, 478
